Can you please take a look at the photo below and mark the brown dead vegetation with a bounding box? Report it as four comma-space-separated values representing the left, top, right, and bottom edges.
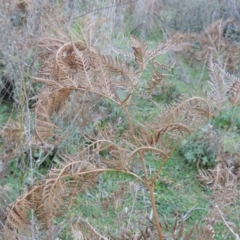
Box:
1, 2, 240, 240
197, 151, 240, 238
174, 19, 240, 73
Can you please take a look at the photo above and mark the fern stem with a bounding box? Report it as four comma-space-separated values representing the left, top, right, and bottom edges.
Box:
140, 151, 149, 181
123, 106, 137, 142
123, 146, 167, 166
148, 184, 163, 240
59, 168, 145, 184
19, 73, 27, 168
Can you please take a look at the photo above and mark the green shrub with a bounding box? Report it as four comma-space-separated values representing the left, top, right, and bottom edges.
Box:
152, 84, 181, 103
179, 125, 220, 167
212, 107, 240, 131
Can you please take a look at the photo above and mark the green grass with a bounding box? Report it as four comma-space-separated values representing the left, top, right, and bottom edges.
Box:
155, 152, 210, 226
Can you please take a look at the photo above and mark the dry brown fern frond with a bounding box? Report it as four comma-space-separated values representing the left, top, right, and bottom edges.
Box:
33, 33, 191, 145
89, 47, 119, 100
130, 35, 147, 70
197, 165, 234, 192
110, 47, 136, 64
0, 118, 26, 166
172, 19, 240, 72
222, 44, 240, 73
198, 19, 230, 61
88, 55, 133, 106
89, 126, 133, 170
160, 96, 210, 126
147, 34, 190, 60
227, 79, 240, 107
197, 151, 240, 188
4, 182, 44, 240
4, 155, 102, 239
33, 37, 138, 143
4, 181, 62, 239
196, 151, 240, 236
135, 125, 190, 170
56, 41, 88, 74
101, 55, 135, 81
201, 19, 228, 48
33, 84, 72, 142
208, 57, 229, 111
41, 156, 100, 226
33, 39, 89, 143
138, 96, 210, 154
214, 68, 240, 106
211, 153, 239, 206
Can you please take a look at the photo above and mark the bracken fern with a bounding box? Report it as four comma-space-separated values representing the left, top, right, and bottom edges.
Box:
3, 31, 240, 240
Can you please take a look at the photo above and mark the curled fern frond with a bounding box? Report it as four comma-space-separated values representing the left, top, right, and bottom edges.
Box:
4, 156, 101, 239
147, 123, 191, 149
130, 35, 147, 70
133, 97, 211, 161
42, 156, 100, 224
4, 183, 44, 240
34, 86, 71, 142
56, 41, 87, 73
34, 37, 138, 144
